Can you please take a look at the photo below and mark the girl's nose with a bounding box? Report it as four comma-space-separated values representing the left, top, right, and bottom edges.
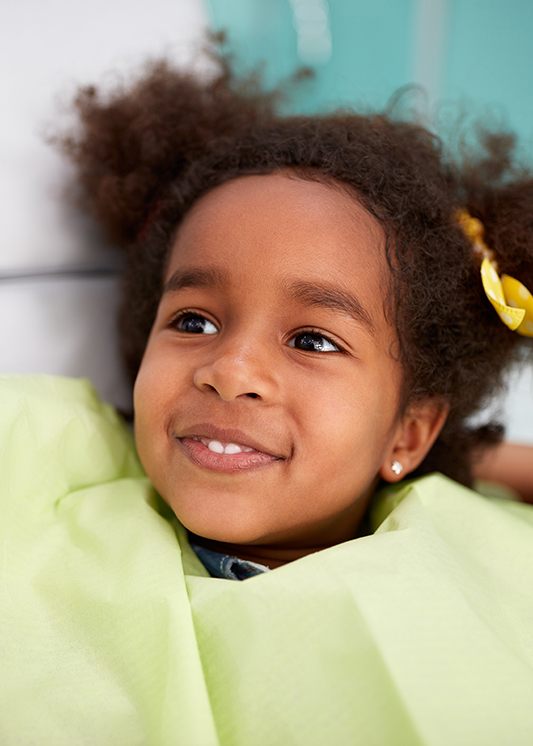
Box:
193, 342, 277, 402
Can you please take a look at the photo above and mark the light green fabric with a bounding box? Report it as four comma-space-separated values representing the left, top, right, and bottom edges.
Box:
2, 375, 533, 745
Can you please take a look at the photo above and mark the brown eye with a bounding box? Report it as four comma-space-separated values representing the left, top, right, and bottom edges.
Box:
172, 312, 218, 335
289, 331, 340, 353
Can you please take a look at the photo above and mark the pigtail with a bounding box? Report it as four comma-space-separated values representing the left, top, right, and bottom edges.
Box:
460, 131, 533, 293
471, 181, 533, 304
58, 37, 281, 247
411, 133, 533, 485
459, 133, 533, 365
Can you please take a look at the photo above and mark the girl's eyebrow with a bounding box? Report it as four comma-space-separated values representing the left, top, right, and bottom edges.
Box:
163, 267, 227, 294
163, 266, 375, 335
286, 279, 375, 336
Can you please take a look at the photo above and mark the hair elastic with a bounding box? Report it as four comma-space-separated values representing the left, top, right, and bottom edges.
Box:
456, 210, 533, 337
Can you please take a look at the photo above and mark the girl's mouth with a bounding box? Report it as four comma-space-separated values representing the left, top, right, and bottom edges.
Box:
177, 436, 282, 473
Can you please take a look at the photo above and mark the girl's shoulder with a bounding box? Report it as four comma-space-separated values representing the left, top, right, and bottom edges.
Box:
0, 373, 124, 421
372, 472, 533, 530
370, 472, 533, 580
0, 374, 145, 516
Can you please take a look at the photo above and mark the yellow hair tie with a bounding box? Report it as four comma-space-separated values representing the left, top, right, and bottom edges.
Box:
456, 209, 533, 337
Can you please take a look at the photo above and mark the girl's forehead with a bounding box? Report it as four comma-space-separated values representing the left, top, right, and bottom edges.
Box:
169, 172, 386, 285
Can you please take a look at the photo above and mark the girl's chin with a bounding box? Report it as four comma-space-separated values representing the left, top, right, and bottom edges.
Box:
169, 501, 277, 545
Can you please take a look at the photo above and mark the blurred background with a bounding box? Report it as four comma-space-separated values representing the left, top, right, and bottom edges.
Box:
1, 0, 532, 440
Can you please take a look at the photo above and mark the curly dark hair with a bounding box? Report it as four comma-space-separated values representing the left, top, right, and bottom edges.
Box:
59, 45, 533, 486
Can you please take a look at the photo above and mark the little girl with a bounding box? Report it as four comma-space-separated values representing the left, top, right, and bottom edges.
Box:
2, 48, 533, 745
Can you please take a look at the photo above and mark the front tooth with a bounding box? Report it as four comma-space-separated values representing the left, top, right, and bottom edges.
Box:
207, 440, 225, 454
202, 439, 256, 454
224, 443, 243, 455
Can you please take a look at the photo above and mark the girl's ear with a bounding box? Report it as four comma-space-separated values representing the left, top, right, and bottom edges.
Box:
379, 399, 449, 483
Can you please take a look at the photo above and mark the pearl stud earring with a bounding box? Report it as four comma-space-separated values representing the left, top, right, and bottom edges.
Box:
391, 460, 404, 476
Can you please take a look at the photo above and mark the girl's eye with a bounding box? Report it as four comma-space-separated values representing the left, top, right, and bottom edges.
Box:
172, 312, 218, 335
289, 331, 340, 353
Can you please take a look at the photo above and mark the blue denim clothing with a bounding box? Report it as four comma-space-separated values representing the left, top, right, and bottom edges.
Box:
190, 542, 270, 580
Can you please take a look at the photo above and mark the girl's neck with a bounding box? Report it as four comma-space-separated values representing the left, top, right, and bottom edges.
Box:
188, 514, 372, 570
187, 535, 323, 568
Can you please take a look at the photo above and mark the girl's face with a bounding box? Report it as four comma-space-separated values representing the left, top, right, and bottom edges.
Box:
134, 173, 406, 553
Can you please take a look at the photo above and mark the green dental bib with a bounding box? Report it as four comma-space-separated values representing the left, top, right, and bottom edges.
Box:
2, 376, 533, 746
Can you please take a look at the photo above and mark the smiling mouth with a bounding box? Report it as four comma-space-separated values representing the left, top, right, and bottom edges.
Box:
175, 428, 285, 473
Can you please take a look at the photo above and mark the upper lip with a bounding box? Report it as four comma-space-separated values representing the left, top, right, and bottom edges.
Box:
176, 423, 287, 459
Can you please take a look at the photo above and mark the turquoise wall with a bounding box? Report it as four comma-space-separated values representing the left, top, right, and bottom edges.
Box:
443, 0, 533, 143
207, 0, 533, 144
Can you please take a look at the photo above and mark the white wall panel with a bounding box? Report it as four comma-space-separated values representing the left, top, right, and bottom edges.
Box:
0, 0, 208, 406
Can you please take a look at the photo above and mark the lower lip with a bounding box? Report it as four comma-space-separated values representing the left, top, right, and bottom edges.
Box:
177, 437, 281, 473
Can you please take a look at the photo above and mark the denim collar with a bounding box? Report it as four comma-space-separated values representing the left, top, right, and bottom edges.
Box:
190, 542, 270, 580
